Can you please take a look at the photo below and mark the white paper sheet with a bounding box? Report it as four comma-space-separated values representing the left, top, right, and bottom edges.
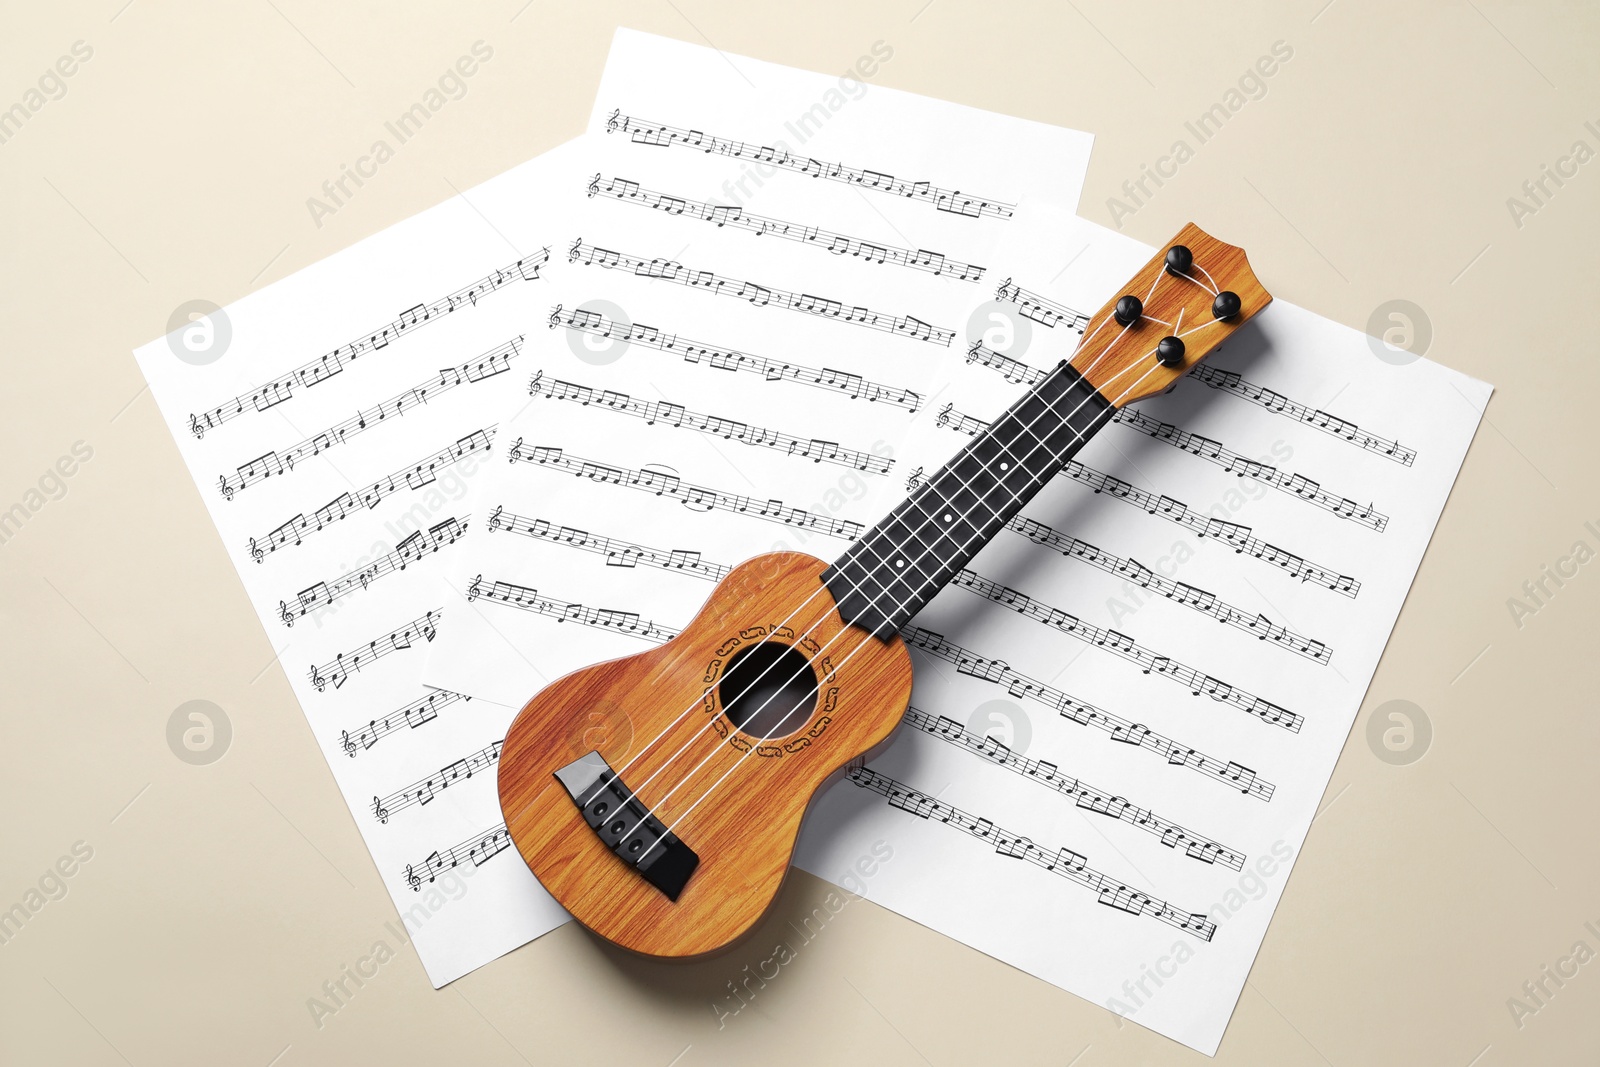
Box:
790, 205, 1491, 1054
131, 142, 591, 986
132, 29, 1095, 989
423, 31, 1094, 707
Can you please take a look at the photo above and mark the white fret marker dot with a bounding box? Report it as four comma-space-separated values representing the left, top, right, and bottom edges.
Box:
943, 513, 953, 523
895, 559, 906, 568
999, 462, 1009, 470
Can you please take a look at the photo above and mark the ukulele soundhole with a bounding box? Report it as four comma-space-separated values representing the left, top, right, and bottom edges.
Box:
717, 641, 820, 741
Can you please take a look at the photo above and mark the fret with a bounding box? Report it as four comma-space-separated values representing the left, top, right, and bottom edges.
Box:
826, 362, 1114, 636
837, 400, 1077, 606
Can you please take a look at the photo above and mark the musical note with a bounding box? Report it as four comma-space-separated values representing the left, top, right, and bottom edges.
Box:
308, 609, 442, 692
248, 428, 493, 561
217, 341, 519, 499
605, 112, 1015, 219
339, 688, 468, 758
487, 507, 732, 584
934, 404, 988, 436
552, 307, 922, 412
966, 340, 1047, 386
1113, 406, 1390, 531
1189, 364, 1417, 466
899, 626, 1276, 801
401, 824, 513, 889
848, 766, 1215, 940
904, 708, 1245, 870
589, 175, 985, 282
467, 578, 682, 644
570, 241, 956, 345
278, 518, 466, 626
949, 570, 1303, 732
992, 276, 1092, 331
187, 253, 546, 438
527, 374, 893, 473
372, 739, 504, 823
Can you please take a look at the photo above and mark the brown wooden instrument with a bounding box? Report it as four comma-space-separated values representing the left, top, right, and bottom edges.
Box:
497, 224, 1271, 956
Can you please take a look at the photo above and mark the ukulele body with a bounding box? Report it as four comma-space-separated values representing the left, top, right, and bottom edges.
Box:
497, 551, 913, 958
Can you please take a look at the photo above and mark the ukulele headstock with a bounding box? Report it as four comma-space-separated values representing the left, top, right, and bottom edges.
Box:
1070, 223, 1271, 407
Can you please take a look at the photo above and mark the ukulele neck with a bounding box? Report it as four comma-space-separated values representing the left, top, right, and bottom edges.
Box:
822, 360, 1115, 638
822, 222, 1272, 641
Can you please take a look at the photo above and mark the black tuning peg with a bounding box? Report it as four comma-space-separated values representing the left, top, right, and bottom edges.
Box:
1164, 245, 1193, 276
1113, 295, 1144, 326
1156, 336, 1186, 367
1212, 291, 1242, 320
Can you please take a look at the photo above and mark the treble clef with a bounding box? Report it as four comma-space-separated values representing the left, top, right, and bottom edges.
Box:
373, 797, 389, 824
527, 369, 543, 396
568, 237, 583, 263
936, 402, 953, 427
487, 505, 503, 532
586, 173, 600, 198
905, 466, 924, 491
218, 475, 234, 502
278, 601, 294, 627
405, 863, 421, 891
995, 277, 1015, 302
466, 574, 483, 602
248, 537, 263, 563
309, 665, 326, 691
189, 413, 204, 439
547, 303, 562, 330
507, 436, 523, 463
605, 108, 620, 133
341, 730, 356, 757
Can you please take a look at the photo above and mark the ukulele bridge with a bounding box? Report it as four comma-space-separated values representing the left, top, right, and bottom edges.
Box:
553, 751, 700, 901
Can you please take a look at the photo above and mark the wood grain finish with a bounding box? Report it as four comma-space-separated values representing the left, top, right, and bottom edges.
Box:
1074, 222, 1271, 407
497, 224, 1267, 959
497, 551, 913, 958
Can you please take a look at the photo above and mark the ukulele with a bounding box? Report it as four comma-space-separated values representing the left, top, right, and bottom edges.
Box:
497, 223, 1270, 957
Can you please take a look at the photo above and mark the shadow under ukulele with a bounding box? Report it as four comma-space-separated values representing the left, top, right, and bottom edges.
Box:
497, 223, 1271, 958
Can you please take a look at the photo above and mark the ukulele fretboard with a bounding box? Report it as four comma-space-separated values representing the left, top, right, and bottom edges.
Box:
826, 362, 1114, 637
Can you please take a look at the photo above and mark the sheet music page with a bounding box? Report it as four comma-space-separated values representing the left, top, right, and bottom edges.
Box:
791, 204, 1491, 1054
130, 141, 590, 987
424, 29, 1093, 708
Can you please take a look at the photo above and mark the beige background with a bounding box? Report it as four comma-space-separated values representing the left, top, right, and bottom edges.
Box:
2, 1, 1596, 1063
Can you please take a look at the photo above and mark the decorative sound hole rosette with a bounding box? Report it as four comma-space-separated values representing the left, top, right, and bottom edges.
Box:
701, 625, 839, 758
